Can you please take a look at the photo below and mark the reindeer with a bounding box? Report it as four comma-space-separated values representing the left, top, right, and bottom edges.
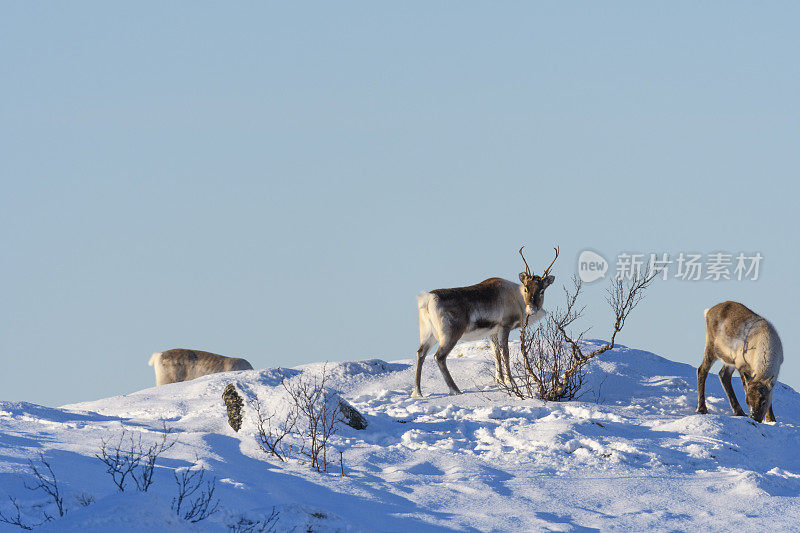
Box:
696, 301, 783, 422
412, 246, 558, 398
149, 349, 253, 386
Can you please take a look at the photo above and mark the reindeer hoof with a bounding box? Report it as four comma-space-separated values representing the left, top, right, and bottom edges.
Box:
734, 410, 747, 417
696, 407, 708, 414
448, 389, 462, 396
410, 390, 423, 399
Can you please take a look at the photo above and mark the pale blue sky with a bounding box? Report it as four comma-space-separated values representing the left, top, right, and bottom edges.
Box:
2, 3, 799, 406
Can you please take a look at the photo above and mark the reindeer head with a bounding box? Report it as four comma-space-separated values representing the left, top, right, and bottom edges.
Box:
745, 376, 776, 422
518, 246, 558, 316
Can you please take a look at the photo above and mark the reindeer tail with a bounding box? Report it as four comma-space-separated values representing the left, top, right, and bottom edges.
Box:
417, 291, 434, 310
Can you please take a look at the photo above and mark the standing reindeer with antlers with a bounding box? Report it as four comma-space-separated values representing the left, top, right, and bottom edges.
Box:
412, 246, 559, 397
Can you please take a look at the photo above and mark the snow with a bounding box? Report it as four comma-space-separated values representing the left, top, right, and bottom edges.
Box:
2, 341, 800, 531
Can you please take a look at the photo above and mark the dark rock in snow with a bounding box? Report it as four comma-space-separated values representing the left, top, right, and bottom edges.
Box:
222, 383, 244, 432
338, 398, 368, 430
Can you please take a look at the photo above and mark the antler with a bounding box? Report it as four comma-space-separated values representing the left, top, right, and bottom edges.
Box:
541, 246, 560, 278
519, 246, 531, 277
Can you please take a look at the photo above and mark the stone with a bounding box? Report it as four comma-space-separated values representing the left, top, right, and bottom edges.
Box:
222, 384, 244, 432
338, 398, 368, 430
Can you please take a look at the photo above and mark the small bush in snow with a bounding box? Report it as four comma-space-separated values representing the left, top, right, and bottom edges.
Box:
281, 365, 344, 472
171, 462, 220, 523
75, 492, 95, 507
250, 392, 298, 462
226, 508, 279, 532
3, 425, 227, 530
251, 365, 344, 472
0, 453, 64, 529
0, 497, 36, 530
95, 421, 175, 492
503, 270, 657, 401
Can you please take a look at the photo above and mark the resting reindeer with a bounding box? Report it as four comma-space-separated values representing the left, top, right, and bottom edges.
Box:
412, 246, 558, 398
696, 301, 783, 422
149, 349, 253, 386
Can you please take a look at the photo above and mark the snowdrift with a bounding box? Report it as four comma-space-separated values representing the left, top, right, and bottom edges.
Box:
2, 342, 800, 531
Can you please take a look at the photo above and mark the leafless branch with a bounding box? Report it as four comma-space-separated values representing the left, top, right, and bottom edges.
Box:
171, 462, 220, 523
0, 496, 40, 530
250, 396, 297, 462
131, 421, 175, 492
75, 493, 95, 507
0, 451, 69, 528
551, 270, 658, 399
96, 432, 140, 492
96, 422, 175, 492
23, 453, 64, 519
502, 269, 656, 402
227, 508, 279, 532
281, 365, 344, 472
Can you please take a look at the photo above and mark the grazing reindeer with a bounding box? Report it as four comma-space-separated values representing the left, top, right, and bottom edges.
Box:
696, 301, 783, 422
412, 246, 558, 398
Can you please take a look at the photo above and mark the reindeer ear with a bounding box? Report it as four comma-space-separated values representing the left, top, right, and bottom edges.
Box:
519, 272, 528, 284
542, 275, 555, 288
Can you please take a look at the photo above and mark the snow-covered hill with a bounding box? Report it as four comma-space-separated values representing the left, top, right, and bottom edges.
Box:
2, 341, 800, 532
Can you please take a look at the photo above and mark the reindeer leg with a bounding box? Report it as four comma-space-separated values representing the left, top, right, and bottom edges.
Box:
434, 340, 461, 395
719, 365, 746, 416
696, 343, 715, 414
489, 334, 503, 384
766, 403, 776, 423
497, 328, 515, 387
412, 339, 433, 398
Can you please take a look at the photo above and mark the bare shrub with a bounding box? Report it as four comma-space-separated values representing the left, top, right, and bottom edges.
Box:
0, 496, 37, 530
503, 313, 586, 401
251, 365, 344, 472
3, 425, 227, 530
227, 508, 279, 532
171, 462, 220, 523
24, 454, 64, 520
133, 423, 175, 492
0, 454, 65, 529
96, 422, 175, 492
282, 365, 343, 472
75, 492, 95, 507
96, 432, 139, 492
503, 270, 657, 401
591, 374, 609, 405
250, 394, 298, 462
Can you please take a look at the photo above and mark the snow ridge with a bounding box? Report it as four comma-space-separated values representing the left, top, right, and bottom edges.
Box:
1, 340, 799, 531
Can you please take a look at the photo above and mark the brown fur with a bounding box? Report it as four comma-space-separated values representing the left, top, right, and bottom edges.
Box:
149, 349, 254, 386
414, 274, 553, 397
696, 301, 783, 422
